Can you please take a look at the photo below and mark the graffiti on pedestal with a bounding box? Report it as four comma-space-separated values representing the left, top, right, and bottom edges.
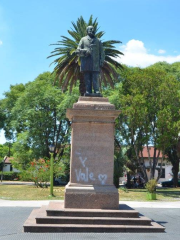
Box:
75, 150, 107, 185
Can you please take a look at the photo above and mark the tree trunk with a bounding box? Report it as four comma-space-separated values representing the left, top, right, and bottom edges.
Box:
126, 172, 131, 188
113, 174, 119, 188
166, 142, 180, 187
172, 159, 179, 187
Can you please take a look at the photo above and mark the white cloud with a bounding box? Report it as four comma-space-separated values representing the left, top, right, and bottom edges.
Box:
118, 39, 180, 68
121, 39, 147, 54
158, 49, 166, 54
0, 40, 2, 45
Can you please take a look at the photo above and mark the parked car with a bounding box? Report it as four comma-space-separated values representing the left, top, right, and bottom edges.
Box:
54, 176, 68, 186
160, 178, 180, 187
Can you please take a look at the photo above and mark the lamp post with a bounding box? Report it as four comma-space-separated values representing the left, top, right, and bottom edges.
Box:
49, 144, 55, 197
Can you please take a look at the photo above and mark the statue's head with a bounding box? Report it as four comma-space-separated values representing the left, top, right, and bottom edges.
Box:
86, 26, 95, 37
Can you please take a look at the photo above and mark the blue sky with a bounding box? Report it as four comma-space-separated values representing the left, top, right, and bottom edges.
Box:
0, 0, 180, 143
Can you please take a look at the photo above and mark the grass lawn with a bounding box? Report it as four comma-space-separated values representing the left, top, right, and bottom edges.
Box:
119, 187, 180, 201
0, 184, 180, 201
0, 185, 65, 200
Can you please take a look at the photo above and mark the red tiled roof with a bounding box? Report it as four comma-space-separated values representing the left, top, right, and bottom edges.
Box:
4, 157, 13, 164
140, 146, 164, 158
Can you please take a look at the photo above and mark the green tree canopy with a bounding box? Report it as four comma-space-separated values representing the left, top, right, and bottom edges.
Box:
148, 61, 180, 81
114, 67, 180, 181
147, 62, 180, 185
1, 72, 79, 169
1, 83, 26, 140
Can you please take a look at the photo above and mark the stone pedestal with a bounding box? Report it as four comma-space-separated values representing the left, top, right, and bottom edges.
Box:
64, 97, 120, 209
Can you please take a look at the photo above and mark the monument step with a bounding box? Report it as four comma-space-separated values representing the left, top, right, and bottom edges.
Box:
46, 209, 139, 218
24, 222, 165, 233
23, 206, 165, 233
46, 202, 139, 218
23, 204, 165, 233
36, 215, 151, 225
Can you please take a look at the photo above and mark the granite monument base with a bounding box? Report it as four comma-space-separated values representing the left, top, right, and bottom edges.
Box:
64, 183, 119, 209
65, 97, 120, 209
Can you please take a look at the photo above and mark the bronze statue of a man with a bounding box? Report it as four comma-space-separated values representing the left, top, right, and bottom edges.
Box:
76, 26, 105, 95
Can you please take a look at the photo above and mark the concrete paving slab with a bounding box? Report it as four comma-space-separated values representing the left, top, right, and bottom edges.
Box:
0, 199, 180, 208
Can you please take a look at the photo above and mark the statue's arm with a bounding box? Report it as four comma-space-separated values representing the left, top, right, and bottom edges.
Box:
77, 38, 83, 50
76, 38, 90, 57
75, 39, 83, 56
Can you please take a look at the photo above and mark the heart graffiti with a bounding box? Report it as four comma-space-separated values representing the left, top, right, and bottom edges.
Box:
98, 174, 107, 185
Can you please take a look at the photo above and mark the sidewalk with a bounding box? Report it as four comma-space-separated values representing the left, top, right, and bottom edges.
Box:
0, 181, 34, 185
1, 199, 180, 208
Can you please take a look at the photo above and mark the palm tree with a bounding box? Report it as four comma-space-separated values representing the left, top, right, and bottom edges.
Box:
48, 15, 123, 95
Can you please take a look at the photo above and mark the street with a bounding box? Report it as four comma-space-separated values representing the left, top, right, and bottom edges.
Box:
0, 200, 180, 239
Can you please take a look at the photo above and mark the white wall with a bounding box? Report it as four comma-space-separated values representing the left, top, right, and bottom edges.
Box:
146, 162, 172, 183
3, 164, 11, 172
3, 164, 20, 173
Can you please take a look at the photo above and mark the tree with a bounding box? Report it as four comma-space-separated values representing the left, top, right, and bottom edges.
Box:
0, 107, 5, 130
0, 144, 9, 171
165, 141, 180, 187
113, 148, 128, 188
148, 61, 171, 73
11, 132, 34, 170
0, 144, 9, 159
148, 62, 180, 186
149, 61, 180, 82
170, 62, 180, 81
48, 15, 123, 95
117, 67, 180, 182
1, 72, 79, 169
0, 83, 26, 141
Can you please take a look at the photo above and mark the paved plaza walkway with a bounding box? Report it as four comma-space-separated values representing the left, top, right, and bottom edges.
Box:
0, 199, 180, 240
1, 199, 180, 208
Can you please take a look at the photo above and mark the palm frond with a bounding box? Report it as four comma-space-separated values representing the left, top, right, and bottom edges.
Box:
87, 15, 94, 26
47, 15, 124, 94
100, 70, 108, 87
101, 65, 115, 88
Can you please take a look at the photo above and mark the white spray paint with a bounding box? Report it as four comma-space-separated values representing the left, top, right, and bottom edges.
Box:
75, 150, 107, 185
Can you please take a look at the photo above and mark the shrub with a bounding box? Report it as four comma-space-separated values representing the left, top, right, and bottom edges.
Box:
145, 179, 157, 193
0, 171, 20, 180
20, 158, 66, 188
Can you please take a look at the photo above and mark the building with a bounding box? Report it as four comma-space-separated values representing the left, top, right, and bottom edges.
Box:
2, 157, 20, 173
141, 146, 172, 182
120, 146, 173, 184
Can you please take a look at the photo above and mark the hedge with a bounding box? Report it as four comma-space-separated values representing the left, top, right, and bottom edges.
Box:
0, 171, 20, 180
